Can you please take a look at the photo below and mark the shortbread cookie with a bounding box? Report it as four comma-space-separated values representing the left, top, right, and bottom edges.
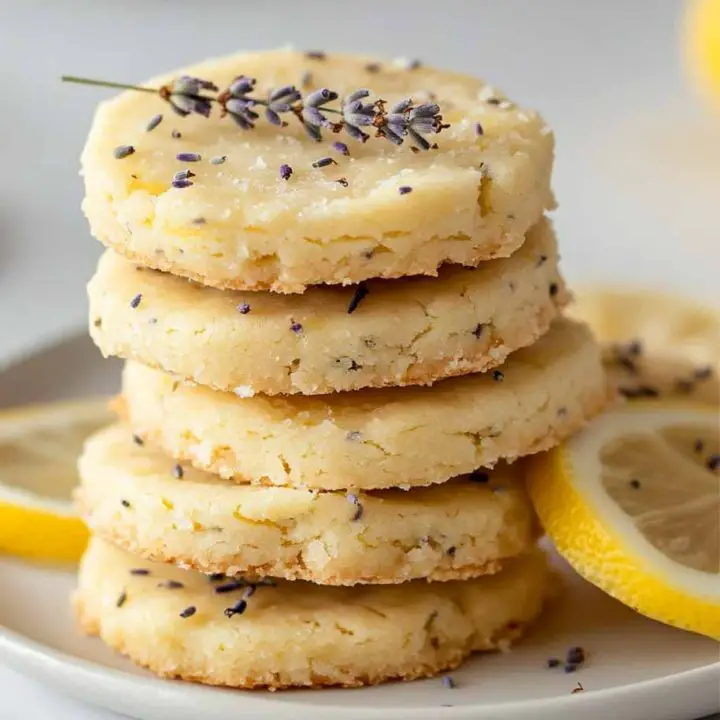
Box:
88, 219, 567, 395
77, 425, 538, 584
120, 318, 610, 491
81, 49, 555, 292
75, 538, 553, 689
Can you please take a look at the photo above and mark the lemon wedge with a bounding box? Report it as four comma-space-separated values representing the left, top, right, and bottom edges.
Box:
528, 400, 719, 639
0, 398, 112, 563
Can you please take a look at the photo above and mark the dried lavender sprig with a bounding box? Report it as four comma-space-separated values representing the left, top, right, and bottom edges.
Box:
63, 75, 450, 149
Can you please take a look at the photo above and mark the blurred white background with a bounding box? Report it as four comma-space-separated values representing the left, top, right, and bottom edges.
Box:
0, 0, 718, 717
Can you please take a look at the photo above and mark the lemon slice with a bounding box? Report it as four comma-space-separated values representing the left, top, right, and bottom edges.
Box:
685, 0, 720, 106
567, 289, 720, 366
528, 401, 720, 639
0, 398, 112, 563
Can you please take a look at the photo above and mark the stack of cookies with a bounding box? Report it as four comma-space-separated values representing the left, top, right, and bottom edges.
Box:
73, 49, 609, 689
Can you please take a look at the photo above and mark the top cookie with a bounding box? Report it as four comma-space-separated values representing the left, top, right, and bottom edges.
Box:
81, 49, 555, 292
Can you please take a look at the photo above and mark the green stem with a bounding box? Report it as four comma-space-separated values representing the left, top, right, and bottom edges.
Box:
60, 76, 160, 94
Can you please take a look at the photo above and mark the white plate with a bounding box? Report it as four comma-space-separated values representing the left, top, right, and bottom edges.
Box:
1, 334, 719, 720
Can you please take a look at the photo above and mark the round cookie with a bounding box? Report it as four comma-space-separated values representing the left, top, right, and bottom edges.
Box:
119, 318, 610, 491
88, 219, 567, 395
75, 538, 553, 689
81, 49, 555, 292
78, 424, 538, 585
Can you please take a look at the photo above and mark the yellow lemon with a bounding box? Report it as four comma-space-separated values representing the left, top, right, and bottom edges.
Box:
0, 398, 112, 564
686, 0, 720, 105
528, 401, 719, 639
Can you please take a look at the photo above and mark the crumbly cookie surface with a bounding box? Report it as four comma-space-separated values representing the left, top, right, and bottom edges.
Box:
78, 425, 538, 584
81, 49, 555, 292
120, 318, 610, 491
88, 219, 566, 395
75, 538, 553, 689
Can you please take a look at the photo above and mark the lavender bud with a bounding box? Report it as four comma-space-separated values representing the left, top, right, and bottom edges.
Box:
312, 156, 336, 168
265, 108, 282, 126
345, 124, 369, 142
113, 145, 135, 159
269, 85, 300, 103
344, 89, 371, 104
302, 106, 333, 129
410, 103, 440, 118
176, 152, 201, 162
409, 116, 437, 134
174, 76, 218, 94
408, 128, 431, 150
145, 114, 163, 132
306, 88, 338, 107
390, 98, 413, 114
229, 112, 255, 130
279, 164, 293, 180
379, 126, 404, 145
225, 97, 255, 115
302, 122, 322, 142
228, 76, 256, 96
332, 141, 350, 156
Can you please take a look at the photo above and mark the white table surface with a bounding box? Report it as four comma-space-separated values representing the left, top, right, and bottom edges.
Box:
0, 1, 718, 718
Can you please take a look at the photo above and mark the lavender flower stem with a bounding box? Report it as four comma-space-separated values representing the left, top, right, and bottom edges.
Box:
61, 76, 161, 94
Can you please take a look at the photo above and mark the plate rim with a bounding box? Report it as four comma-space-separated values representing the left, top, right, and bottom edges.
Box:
2, 623, 719, 720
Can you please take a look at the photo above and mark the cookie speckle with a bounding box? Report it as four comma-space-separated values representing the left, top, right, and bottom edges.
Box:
224, 599, 248, 617
347, 283, 369, 314
129, 293, 142, 309
312, 156, 337, 168
113, 145, 135, 159
215, 580, 249, 594
179, 605, 197, 618
145, 114, 163, 132
158, 580, 184, 590
346, 493, 364, 521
